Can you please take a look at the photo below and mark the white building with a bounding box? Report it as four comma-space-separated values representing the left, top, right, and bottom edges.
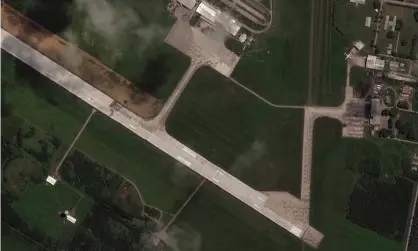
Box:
354, 40, 365, 51
366, 55, 385, 71
196, 1, 241, 36
46, 176, 57, 186
350, 0, 366, 5
177, 0, 197, 9
365, 17, 372, 27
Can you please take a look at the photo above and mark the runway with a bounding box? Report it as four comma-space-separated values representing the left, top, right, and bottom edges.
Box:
1, 29, 321, 245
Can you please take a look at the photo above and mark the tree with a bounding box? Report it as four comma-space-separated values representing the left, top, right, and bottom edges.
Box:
395, 19, 403, 31
389, 107, 399, 118
386, 31, 395, 39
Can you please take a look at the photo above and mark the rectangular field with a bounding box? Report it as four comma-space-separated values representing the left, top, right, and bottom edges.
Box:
166, 66, 304, 197
309, 117, 417, 251
310, 0, 351, 106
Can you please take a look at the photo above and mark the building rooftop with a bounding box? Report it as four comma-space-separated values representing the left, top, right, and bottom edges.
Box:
46, 176, 57, 186
350, 0, 366, 5
177, 0, 197, 9
196, 1, 242, 36
366, 55, 385, 71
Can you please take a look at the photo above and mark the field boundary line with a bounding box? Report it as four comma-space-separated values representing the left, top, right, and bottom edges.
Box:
53, 108, 96, 176
161, 179, 205, 232
228, 77, 304, 109
2, 220, 50, 251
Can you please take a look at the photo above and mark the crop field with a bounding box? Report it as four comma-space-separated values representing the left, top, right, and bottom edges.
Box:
309, 0, 351, 106
6, 0, 190, 101
165, 182, 301, 251
166, 67, 304, 197
309, 118, 416, 251
230, 0, 311, 106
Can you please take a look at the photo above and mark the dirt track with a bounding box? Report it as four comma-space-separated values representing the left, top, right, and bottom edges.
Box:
1, 4, 162, 120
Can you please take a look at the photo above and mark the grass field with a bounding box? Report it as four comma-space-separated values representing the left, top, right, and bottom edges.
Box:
309, 0, 352, 106
309, 117, 416, 251
166, 182, 301, 251
2, 51, 202, 213
6, 0, 190, 101
230, 0, 311, 105
1, 223, 41, 251
11, 183, 88, 242
74, 112, 203, 212
166, 66, 304, 197
333, 0, 377, 44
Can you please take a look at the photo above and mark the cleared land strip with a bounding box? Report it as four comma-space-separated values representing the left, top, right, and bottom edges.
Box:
0, 3, 161, 119
1, 29, 323, 248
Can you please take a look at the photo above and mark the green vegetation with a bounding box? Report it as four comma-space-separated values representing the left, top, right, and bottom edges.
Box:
69, 204, 150, 250
397, 111, 418, 142
167, 183, 300, 251
8, 0, 190, 101
74, 113, 203, 212
350, 67, 371, 98
413, 90, 418, 111
333, 0, 376, 44
12, 183, 87, 242
2, 51, 202, 213
310, 118, 416, 251
61, 151, 124, 203
309, 0, 351, 106
231, 0, 311, 105
167, 67, 303, 197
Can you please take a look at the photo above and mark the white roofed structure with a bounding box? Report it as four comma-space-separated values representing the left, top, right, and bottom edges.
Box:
177, 0, 197, 9
350, 0, 365, 5
46, 176, 57, 186
196, 1, 242, 36
66, 214, 77, 224
366, 55, 385, 71
365, 17, 372, 27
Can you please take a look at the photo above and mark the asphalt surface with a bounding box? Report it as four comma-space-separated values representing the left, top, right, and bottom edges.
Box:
1, 29, 309, 240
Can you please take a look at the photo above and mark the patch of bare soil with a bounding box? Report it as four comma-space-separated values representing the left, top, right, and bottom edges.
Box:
1, 3, 163, 120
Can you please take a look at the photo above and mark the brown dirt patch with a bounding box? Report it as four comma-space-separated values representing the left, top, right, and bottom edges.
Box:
1, 3, 163, 120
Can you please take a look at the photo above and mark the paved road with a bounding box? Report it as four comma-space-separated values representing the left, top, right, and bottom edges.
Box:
385, 0, 418, 8
1, 29, 314, 242
149, 61, 201, 129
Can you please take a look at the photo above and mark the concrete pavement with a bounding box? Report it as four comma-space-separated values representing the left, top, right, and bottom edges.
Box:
1, 29, 323, 247
149, 61, 201, 129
